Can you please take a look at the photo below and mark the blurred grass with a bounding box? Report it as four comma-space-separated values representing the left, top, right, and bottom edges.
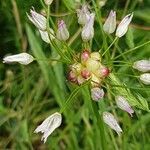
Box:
0, 0, 150, 149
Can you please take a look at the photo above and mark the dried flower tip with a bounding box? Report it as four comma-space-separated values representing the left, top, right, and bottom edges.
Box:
56, 20, 69, 41
3, 53, 34, 65
116, 13, 133, 37
116, 96, 134, 117
91, 87, 104, 101
44, 0, 53, 5
81, 13, 95, 42
77, 4, 90, 25
140, 73, 150, 85
81, 50, 90, 62
34, 112, 62, 143
68, 71, 77, 83
103, 112, 122, 135
133, 60, 150, 72
86, 58, 100, 72
27, 8, 47, 31
103, 10, 116, 34
81, 69, 91, 79
90, 52, 101, 61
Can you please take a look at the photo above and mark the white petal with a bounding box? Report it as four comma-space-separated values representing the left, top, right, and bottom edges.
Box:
3, 53, 34, 65
103, 112, 122, 135
116, 13, 133, 37
34, 112, 62, 143
133, 60, 150, 72
140, 73, 150, 85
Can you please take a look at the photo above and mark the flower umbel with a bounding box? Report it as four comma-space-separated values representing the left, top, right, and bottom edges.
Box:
103, 112, 122, 135
3, 53, 34, 65
34, 112, 62, 143
116, 96, 134, 117
27, 8, 47, 31
116, 13, 133, 37
103, 10, 116, 34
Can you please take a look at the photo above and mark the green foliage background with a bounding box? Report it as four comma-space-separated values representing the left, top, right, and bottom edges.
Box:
0, 0, 150, 149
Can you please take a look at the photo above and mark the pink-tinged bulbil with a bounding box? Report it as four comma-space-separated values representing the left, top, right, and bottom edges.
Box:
100, 67, 110, 77
81, 50, 90, 62
68, 71, 77, 83
81, 69, 91, 79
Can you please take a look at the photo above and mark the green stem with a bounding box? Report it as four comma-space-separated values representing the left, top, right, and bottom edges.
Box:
102, 37, 118, 56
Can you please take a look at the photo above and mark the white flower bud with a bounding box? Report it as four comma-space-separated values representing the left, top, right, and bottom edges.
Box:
3, 53, 34, 65
115, 96, 134, 117
34, 112, 62, 143
27, 8, 47, 31
140, 73, 150, 85
77, 4, 90, 25
44, 0, 53, 5
81, 13, 95, 41
103, 112, 122, 135
133, 60, 150, 72
103, 10, 116, 34
116, 13, 133, 37
56, 20, 69, 41
91, 87, 104, 101
39, 28, 55, 43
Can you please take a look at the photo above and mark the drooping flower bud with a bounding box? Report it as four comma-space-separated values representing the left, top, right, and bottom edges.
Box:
81, 13, 95, 41
81, 68, 91, 79
39, 28, 55, 43
115, 96, 134, 117
133, 60, 150, 72
3, 53, 34, 65
81, 50, 90, 62
77, 4, 90, 25
27, 8, 47, 31
103, 10, 116, 34
91, 87, 104, 101
116, 13, 133, 37
140, 73, 150, 85
56, 20, 69, 41
44, 0, 53, 5
34, 112, 62, 143
103, 112, 122, 135
90, 52, 101, 61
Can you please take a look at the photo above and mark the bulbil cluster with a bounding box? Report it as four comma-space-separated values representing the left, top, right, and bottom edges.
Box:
68, 50, 110, 87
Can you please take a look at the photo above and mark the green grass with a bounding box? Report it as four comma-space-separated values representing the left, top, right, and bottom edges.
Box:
0, 0, 150, 149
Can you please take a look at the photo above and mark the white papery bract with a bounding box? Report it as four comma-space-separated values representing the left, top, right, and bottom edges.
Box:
116, 13, 133, 37
81, 13, 95, 42
27, 8, 47, 31
91, 87, 104, 101
116, 96, 134, 117
3, 53, 34, 65
103, 112, 122, 135
103, 10, 116, 34
133, 60, 150, 72
77, 4, 90, 25
56, 20, 69, 41
34, 112, 62, 143
39, 28, 55, 43
140, 73, 150, 85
